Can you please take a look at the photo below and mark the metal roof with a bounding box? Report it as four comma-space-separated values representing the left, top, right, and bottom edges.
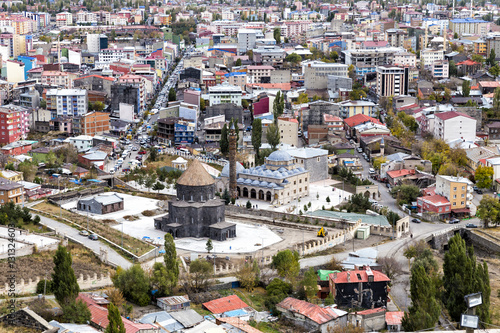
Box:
169, 309, 204, 328
203, 295, 248, 314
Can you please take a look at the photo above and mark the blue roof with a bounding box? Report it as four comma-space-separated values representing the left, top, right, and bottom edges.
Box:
224, 309, 248, 317
225, 72, 246, 77
451, 18, 487, 23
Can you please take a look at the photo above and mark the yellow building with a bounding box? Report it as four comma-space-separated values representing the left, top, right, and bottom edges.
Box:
474, 39, 487, 55
278, 117, 299, 147
0, 169, 23, 182
13, 34, 26, 57
435, 175, 473, 213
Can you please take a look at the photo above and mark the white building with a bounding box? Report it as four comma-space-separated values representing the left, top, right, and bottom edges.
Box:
303, 61, 348, 90
208, 83, 242, 106
434, 111, 477, 143
46, 89, 88, 117
431, 60, 449, 79
98, 48, 125, 65
421, 48, 444, 67
68, 135, 94, 152
55, 12, 73, 27
86, 34, 107, 53
393, 51, 417, 67
237, 29, 262, 54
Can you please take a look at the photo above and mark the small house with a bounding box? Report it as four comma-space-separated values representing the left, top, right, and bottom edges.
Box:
157, 295, 190, 312
77, 194, 124, 215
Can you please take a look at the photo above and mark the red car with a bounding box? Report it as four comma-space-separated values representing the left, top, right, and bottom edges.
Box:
136, 156, 143, 161
138, 150, 147, 155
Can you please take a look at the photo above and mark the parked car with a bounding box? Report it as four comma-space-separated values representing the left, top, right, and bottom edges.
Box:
473, 186, 478, 191
79, 230, 89, 236
88, 234, 98, 240
465, 223, 478, 228
139, 150, 147, 155
449, 218, 460, 224
412, 218, 421, 223
476, 189, 483, 194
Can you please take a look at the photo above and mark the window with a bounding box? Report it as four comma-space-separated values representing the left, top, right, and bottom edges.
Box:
453, 187, 457, 191
461, 201, 465, 205
453, 195, 456, 199
453, 202, 456, 206
462, 186, 465, 190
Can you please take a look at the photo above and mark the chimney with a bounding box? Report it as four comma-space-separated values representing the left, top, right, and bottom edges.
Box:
347, 272, 350, 282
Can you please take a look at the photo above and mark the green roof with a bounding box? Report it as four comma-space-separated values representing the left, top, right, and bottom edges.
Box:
318, 270, 340, 281
308, 210, 391, 227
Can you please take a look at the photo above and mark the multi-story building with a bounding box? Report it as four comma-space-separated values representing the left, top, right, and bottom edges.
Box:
174, 119, 196, 144
434, 111, 477, 143
6, 60, 24, 83
385, 29, 408, 48
473, 39, 487, 56
0, 177, 23, 205
97, 48, 125, 66
277, 117, 299, 147
449, 18, 489, 36
393, 52, 417, 67
342, 47, 404, 77
376, 65, 409, 97
56, 12, 73, 27
435, 175, 473, 215
420, 48, 444, 67
208, 83, 242, 106
41, 71, 76, 88
337, 100, 377, 118
252, 47, 286, 65
0, 105, 30, 144
45, 89, 88, 119
237, 29, 262, 54
303, 61, 348, 90
118, 74, 146, 114
79, 111, 110, 136
486, 34, 500, 58
431, 60, 449, 79
247, 65, 274, 83
323, 114, 343, 134
86, 34, 108, 53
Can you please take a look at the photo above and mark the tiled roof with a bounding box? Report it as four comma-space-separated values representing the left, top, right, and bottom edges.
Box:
386, 169, 415, 178
329, 267, 390, 284
386, 311, 404, 326
277, 297, 340, 324
74, 74, 116, 82
479, 81, 500, 88
356, 307, 386, 316
344, 114, 382, 128
418, 194, 449, 206
217, 317, 264, 333
435, 111, 475, 121
202, 295, 248, 314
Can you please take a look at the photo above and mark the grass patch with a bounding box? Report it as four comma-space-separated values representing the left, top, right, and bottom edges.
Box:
32, 201, 154, 258
234, 287, 267, 312
123, 215, 139, 221
331, 175, 356, 194
249, 320, 282, 333
191, 303, 213, 316
22, 223, 52, 234
142, 210, 157, 217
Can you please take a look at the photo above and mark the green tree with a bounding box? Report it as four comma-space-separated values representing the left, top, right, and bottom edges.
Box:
251, 118, 262, 157
235, 58, 242, 66
206, 239, 213, 253
449, 60, 457, 76
488, 49, 496, 66
271, 250, 300, 283
462, 80, 471, 97
112, 265, 150, 306
331, 51, 339, 62
285, 52, 301, 65
273, 27, 281, 44
168, 87, 177, 102
153, 181, 165, 193
164, 233, 179, 285
266, 123, 280, 150
200, 98, 206, 111
105, 303, 126, 333
373, 156, 387, 170
302, 267, 318, 301
489, 64, 500, 77
348, 64, 356, 80
40, 99, 47, 108
493, 87, 500, 111
52, 245, 80, 308
150, 262, 174, 296
296, 92, 309, 104
273, 91, 284, 121
265, 278, 292, 312
475, 165, 494, 189
187, 259, 213, 291
477, 194, 500, 228
236, 261, 259, 291
442, 234, 491, 324
390, 184, 421, 205
220, 123, 229, 155
241, 99, 249, 109
472, 54, 485, 65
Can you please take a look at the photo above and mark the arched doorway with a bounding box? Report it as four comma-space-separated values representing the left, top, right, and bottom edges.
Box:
237, 186, 241, 197
250, 189, 257, 199
266, 191, 272, 201
259, 190, 264, 200
243, 187, 249, 197
373, 192, 377, 200
364, 191, 370, 198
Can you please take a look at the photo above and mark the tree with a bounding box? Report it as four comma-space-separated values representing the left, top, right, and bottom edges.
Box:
112, 265, 150, 306
487, 49, 496, 67
168, 88, 177, 102
475, 165, 494, 189
331, 51, 339, 62
241, 99, 249, 109
472, 54, 485, 65
18, 161, 38, 182
236, 261, 259, 291
285, 52, 301, 65
377, 256, 402, 282
296, 92, 309, 104
493, 87, 500, 111
40, 99, 47, 108
348, 64, 355, 80
235, 58, 242, 66
153, 181, 165, 193
273, 91, 284, 121
251, 118, 262, 157
220, 123, 229, 155
150, 262, 175, 296
265, 278, 292, 312
273, 27, 281, 44
271, 250, 300, 283
449, 60, 457, 76
489, 64, 500, 77
105, 303, 126, 333
106, 288, 126, 315
164, 233, 179, 286
187, 259, 213, 291
443, 234, 491, 324
302, 267, 318, 301
477, 194, 500, 228
206, 239, 213, 253
200, 98, 206, 111
266, 124, 280, 150
52, 245, 80, 308
462, 80, 470, 97
372, 156, 387, 170
390, 184, 421, 205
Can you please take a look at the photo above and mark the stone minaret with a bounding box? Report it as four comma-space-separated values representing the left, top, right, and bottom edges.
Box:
229, 123, 237, 200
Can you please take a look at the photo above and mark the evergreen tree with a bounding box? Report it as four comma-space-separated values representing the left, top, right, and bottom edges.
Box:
266, 123, 280, 150
52, 245, 80, 308
235, 58, 242, 66
168, 88, 177, 102
251, 118, 262, 157
273, 27, 281, 44
462, 80, 471, 97
488, 49, 496, 66
206, 239, 213, 253
105, 303, 126, 333
220, 123, 229, 155
302, 267, 318, 301
163, 233, 179, 291
443, 234, 491, 324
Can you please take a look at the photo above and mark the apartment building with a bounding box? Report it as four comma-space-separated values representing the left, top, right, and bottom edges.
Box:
0, 105, 30, 144
435, 175, 473, 215
303, 61, 348, 90
247, 65, 274, 83
434, 111, 476, 143
342, 47, 404, 77
385, 29, 408, 48
278, 117, 299, 147
86, 34, 108, 53
56, 12, 73, 27
208, 83, 242, 106
376, 65, 409, 97
393, 52, 417, 67
449, 18, 489, 36
79, 111, 110, 136
0, 177, 23, 205
45, 89, 88, 119
41, 71, 77, 88
118, 74, 146, 114
431, 60, 449, 79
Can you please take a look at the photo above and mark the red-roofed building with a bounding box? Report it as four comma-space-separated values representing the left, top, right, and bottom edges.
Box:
202, 295, 248, 314
434, 111, 477, 142
386, 311, 404, 331
479, 81, 500, 93
276, 297, 347, 332
456, 59, 481, 75
386, 168, 415, 186
344, 114, 383, 137
417, 194, 451, 220
77, 293, 157, 333
329, 267, 390, 309
347, 307, 386, 331
324, 114, 343, 134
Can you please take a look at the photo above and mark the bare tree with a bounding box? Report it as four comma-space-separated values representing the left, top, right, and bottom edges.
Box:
377, 256, 402, 282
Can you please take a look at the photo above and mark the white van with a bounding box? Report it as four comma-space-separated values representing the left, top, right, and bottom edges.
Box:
369, 168, 376, 174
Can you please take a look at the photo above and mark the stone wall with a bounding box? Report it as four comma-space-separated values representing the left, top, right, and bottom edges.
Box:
0, 272, 112, 295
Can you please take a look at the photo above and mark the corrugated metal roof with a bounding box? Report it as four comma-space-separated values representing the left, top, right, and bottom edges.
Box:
169, 309, 203, 328
277, 297, 341, 324
330, 267, 390, 284
203, 295, 248, 314
157, 295, 189, 306
139, 311, 184, 332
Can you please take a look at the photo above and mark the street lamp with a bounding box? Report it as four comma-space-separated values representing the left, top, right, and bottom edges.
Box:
461, 292, 482, 333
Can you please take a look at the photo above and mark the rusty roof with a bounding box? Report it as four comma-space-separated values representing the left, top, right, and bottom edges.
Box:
217, 317, 264, 333
329, 267, 390, 284
277, 297, 340, 324
386, 311, 404, 326
176, 159, 215, 187
202, 295, 248, 314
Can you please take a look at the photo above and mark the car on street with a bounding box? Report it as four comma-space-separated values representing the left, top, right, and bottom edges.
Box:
88, 234, 98, 240
449, 218, 460, 224
465, 223, 478, 228
476, 189, 483, 194
412, 218, 421, 223
79, 230, 89, 236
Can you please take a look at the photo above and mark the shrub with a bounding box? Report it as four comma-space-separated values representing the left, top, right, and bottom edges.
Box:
142, 210, 156, 217
246, 200, 252, 209
36, 280, 54, 295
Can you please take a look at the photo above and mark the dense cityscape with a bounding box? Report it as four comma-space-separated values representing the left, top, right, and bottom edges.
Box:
0, 0, 498, 332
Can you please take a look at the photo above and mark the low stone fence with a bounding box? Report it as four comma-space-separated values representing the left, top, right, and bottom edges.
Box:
48, 187, 105, 203
0, 272, 112, 295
